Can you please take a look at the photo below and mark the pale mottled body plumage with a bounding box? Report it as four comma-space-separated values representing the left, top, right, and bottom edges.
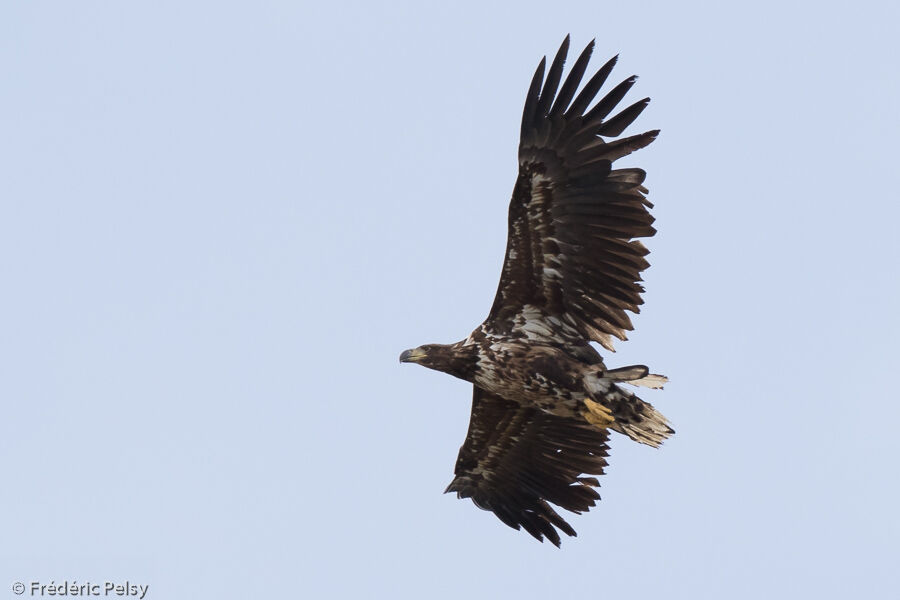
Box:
473, 338, 589, 416
400, 36, 672, 546
460, 326, 669, 442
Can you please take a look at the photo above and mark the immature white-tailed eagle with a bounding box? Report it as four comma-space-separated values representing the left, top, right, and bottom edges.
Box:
400, 36, 671, 547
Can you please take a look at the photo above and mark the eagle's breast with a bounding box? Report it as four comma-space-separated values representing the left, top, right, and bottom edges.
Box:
472, 336, 587, 417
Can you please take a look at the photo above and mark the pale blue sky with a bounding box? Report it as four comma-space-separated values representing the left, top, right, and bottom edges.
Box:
2, 1, 899, 598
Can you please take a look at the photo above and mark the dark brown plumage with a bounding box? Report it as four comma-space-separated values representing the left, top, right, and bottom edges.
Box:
400, 36, 671, 546
444, 388, 611, 548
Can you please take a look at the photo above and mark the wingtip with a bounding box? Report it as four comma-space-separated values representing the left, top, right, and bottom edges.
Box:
556, 35, 571, 62
555, 35, 571, 62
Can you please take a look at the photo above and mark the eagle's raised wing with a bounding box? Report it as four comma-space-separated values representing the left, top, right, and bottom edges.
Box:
485, 36, 659, 350
445, 387, 610, 546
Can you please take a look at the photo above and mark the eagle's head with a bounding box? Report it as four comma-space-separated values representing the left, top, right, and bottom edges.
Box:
399, 342, 478, 381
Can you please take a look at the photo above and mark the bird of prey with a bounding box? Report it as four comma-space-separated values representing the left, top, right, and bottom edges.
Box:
400, 36, 671, 547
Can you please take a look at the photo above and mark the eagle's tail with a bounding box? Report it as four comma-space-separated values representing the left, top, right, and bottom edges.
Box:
583, 366, 673, 447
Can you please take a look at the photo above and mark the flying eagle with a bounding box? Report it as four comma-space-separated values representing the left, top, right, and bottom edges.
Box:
400, 36, 671, 547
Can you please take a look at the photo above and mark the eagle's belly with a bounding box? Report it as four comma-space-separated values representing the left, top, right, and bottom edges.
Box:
473, 346, 589, 418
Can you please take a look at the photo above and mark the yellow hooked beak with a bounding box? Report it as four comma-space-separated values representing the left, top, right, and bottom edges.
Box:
399, 347, 427, 363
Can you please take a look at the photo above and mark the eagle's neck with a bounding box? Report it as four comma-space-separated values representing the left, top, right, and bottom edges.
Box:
434, 341, 479, 382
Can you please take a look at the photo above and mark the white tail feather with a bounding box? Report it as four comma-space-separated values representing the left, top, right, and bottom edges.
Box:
615, 401, 673, 448
626, 373, 668, 389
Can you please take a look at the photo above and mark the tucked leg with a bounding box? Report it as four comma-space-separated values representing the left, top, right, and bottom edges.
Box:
582, 398, 615, 427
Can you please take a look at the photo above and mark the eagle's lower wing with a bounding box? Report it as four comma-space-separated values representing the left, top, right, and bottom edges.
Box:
486, 36, 658, 350
445, 386, 610, 546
